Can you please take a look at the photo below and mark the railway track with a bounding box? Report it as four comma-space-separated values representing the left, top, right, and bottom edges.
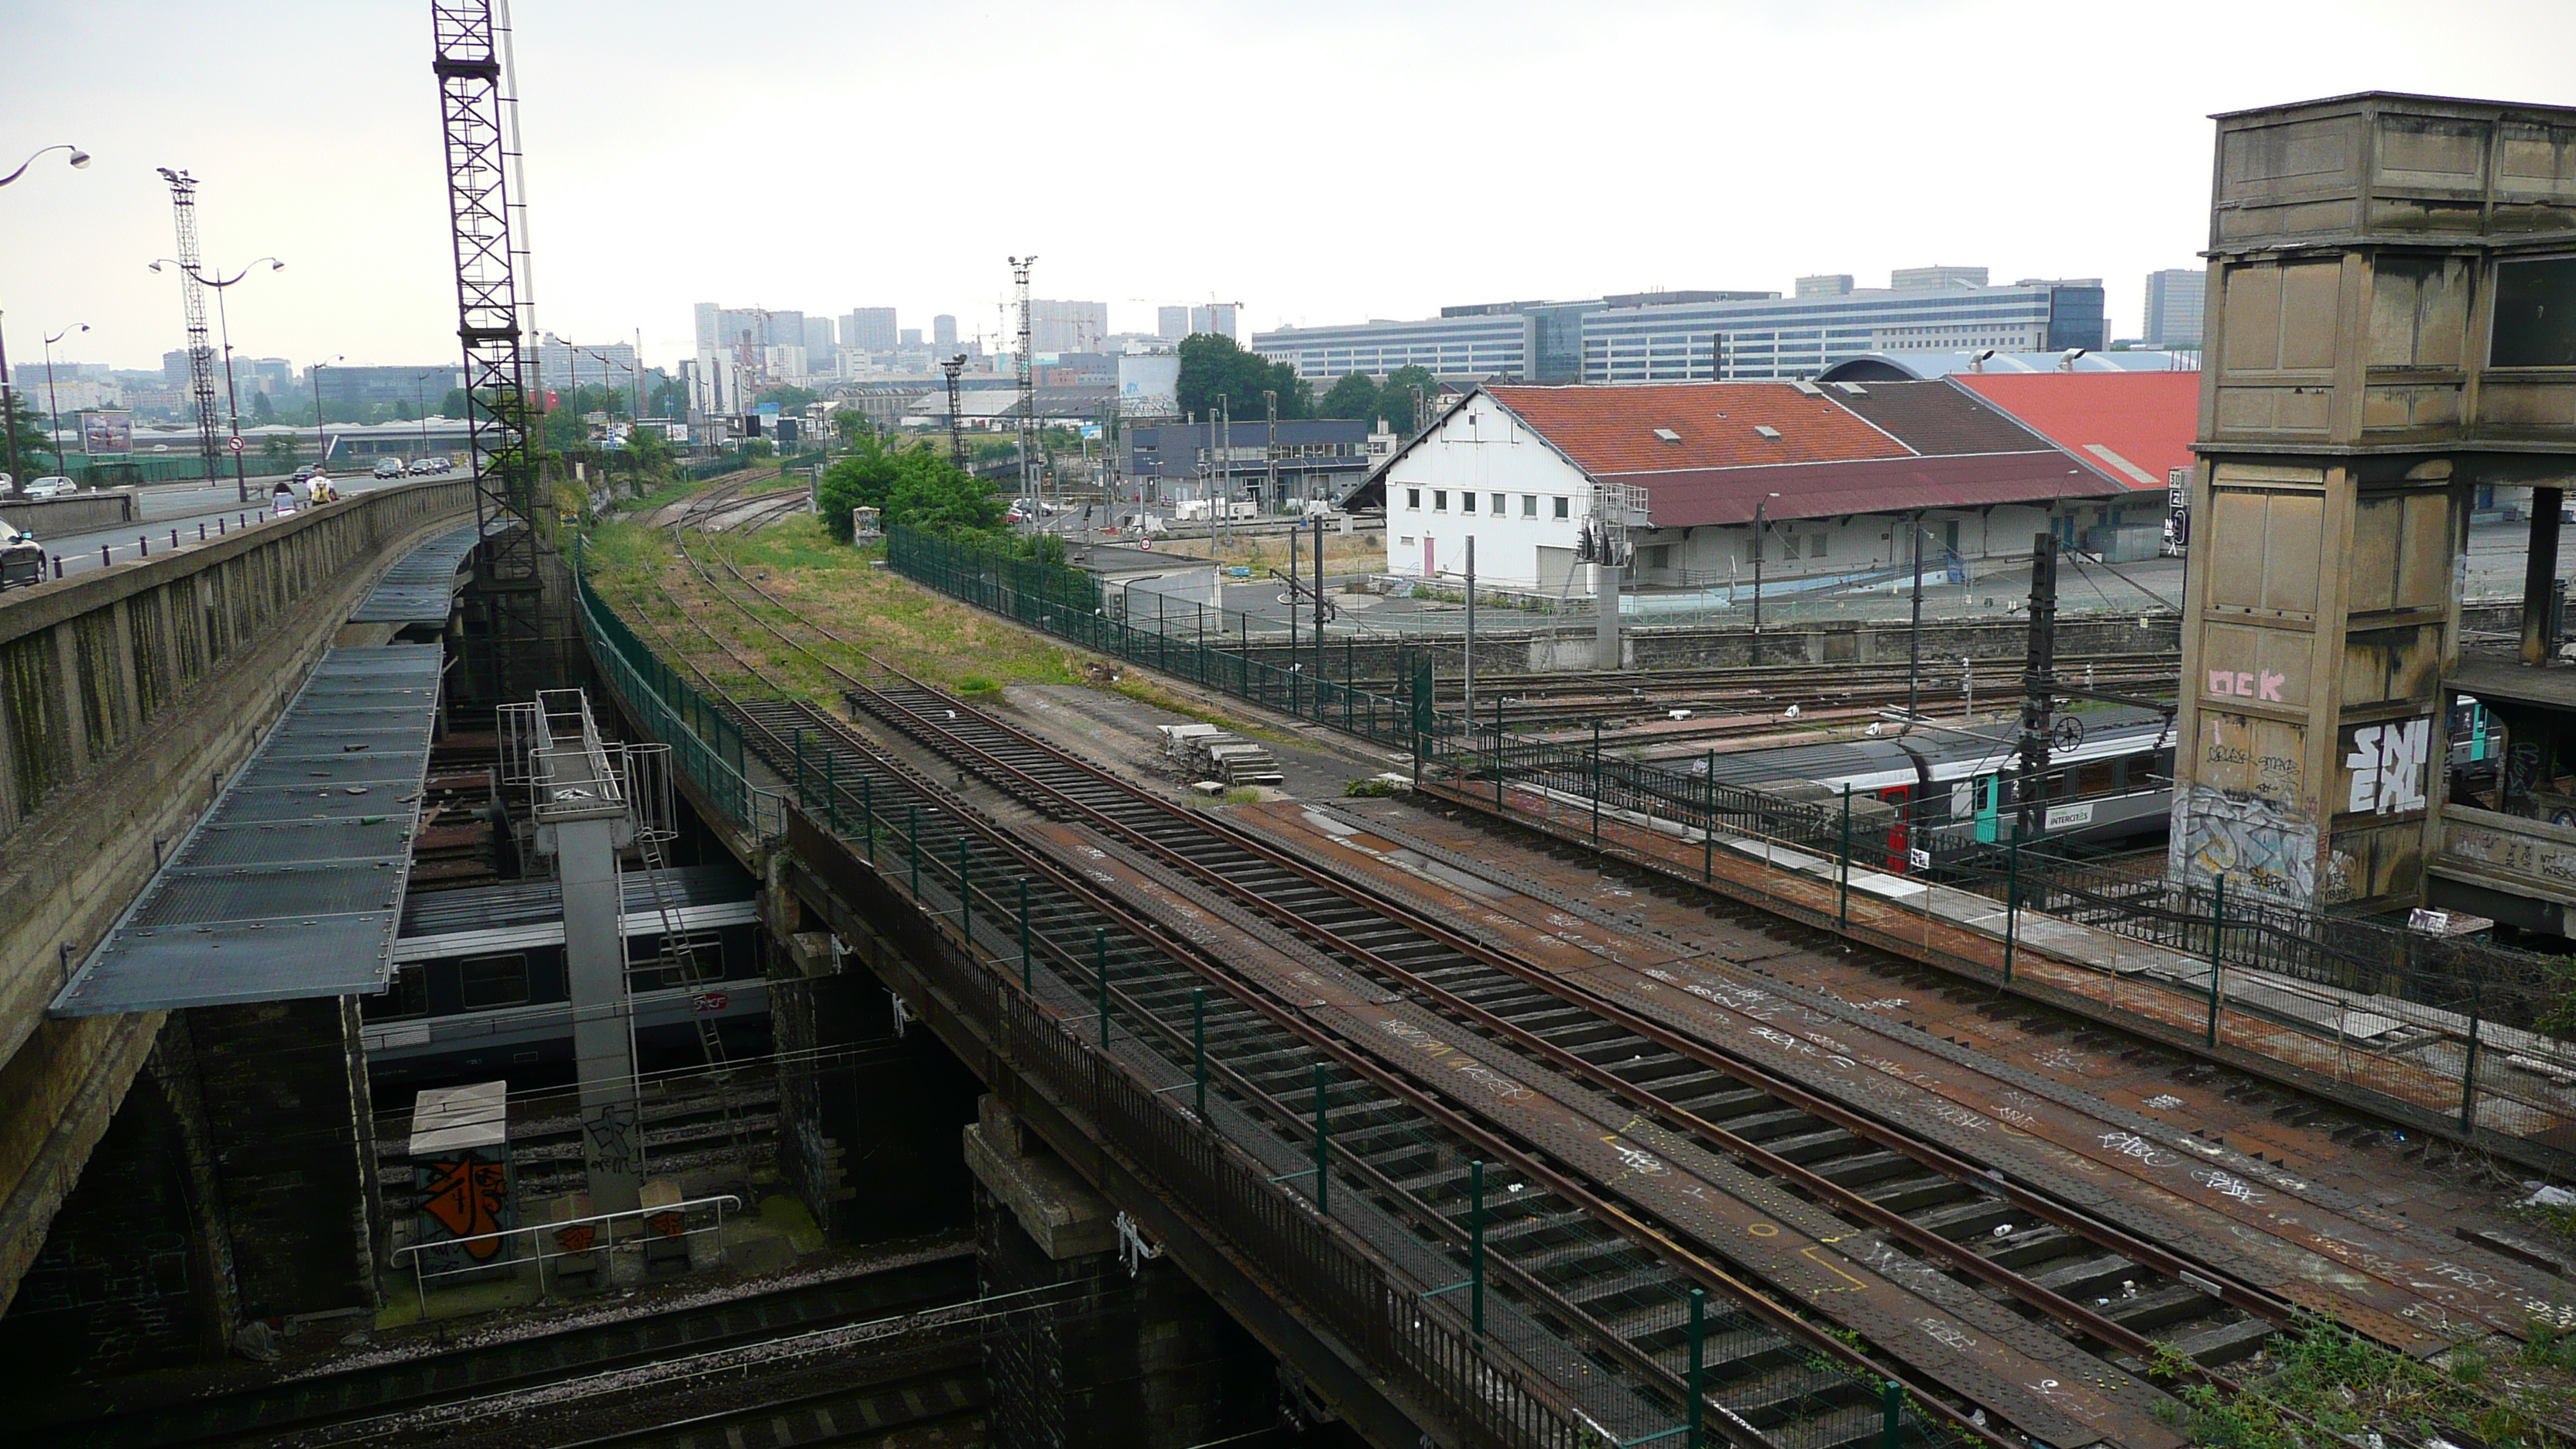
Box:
646, 530, 2269, 1447
26, 1252, 975, 1449
639, 519, 2567, 1447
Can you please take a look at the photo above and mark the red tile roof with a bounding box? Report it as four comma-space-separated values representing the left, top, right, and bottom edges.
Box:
1634, 452, 2118, 529
1946, 372, 2197, 493
1484, 383, 1910, 474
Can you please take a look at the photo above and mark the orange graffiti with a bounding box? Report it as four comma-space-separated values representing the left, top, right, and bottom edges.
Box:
421, 1159, 509, 1259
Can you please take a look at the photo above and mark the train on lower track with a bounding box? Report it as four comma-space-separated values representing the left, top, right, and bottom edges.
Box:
1701, 695, 2502, 872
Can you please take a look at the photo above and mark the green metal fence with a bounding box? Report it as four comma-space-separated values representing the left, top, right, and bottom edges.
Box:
571, 558, 784, 838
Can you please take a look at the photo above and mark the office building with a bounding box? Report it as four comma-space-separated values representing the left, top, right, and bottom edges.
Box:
1122, 418, 1374, 509
933, 314, 957, 346
1252, 271, 2108, 386
899, 328, 923, 348
536, 335, 639, 397
804, 317, 834, 354
1157, 306, 1190, 341
1029, 300, 1108, 354
315, 366, 465, 409
1795, 275, 1855, 297
842, 307, 898, 351
2143, 268, 2205, 348
1188, 303, 1238, 341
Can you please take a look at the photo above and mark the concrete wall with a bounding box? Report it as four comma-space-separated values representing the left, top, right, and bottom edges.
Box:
0, 489, 139, 537
0, 476, 474, 1316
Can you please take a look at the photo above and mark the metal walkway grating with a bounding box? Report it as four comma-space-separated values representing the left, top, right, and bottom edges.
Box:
50, 645, 444, 1015
348, 520, 510, 625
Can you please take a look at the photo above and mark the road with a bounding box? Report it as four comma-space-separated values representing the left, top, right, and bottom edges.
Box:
19, 471, 431, 581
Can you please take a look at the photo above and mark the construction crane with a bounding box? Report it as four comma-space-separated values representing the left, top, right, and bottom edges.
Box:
152, 168, 223, 485
430, 0, 543, 697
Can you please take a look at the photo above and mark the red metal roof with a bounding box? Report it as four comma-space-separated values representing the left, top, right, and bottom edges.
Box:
1483, 382, 1909, 474
1633, 451, 2116, 529
1945, 372, 2197, 493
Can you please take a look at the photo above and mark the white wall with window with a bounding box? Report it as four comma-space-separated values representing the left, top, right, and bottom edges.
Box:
1381, 396, 1593, 591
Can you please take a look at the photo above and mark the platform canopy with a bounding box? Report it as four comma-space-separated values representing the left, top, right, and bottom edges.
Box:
50, 646, 443, 1016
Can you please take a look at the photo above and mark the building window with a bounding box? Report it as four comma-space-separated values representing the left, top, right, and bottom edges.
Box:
1406, 488, 1420, 510
1399, 536, 1414, 546
1552, 497, 1569, 519
365, 968, 429, 1020
1489, 492, 1505, 515
1645, 545, 1672, 570
2493, 258, 2576, 367
459, 954, 532, 1010
1461, 492, 1476, 514
1811, 533, 1828, 560
1522, 495, 1536, 517
1434, 491, 1447, 511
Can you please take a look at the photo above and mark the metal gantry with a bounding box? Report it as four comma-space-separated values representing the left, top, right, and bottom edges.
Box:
154, 168, 223, 483
431, 0, 544, 694
940, 352, 968, 471
1009, 255, 1036, 504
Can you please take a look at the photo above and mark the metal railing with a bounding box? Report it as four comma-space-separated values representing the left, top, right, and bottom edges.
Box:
389, 1192, 742, 1318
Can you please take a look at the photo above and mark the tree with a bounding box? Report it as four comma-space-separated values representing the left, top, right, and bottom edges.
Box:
1381, 365, 1438, 432
831, 408, 873, 446
1317, 371, 1379, 421
649, 378, 690, 418
250, 391, 276, 424
440, 387, 471, 420
395, 399, 415, 422
3, 392, 50, 481
818, 436, 999, 542
755, 384, 820, 413
260, 433, 298, 468
1176, 333, 1310, 423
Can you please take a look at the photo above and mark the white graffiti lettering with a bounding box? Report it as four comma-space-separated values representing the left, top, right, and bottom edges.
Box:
2345, 718, 2431, 816
2194, 1169, 2264, 1203
2098, 1131, 2178, 1166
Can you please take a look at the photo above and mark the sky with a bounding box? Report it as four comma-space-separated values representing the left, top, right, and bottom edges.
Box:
5, 0, 2576, 376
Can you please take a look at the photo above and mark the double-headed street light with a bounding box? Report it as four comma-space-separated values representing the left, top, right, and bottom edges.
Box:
151, 256, 283, 502
0, 143, 90, 496
42, 324, 87, 472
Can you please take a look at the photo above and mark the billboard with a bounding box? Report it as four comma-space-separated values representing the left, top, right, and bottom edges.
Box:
81, 409, 133, 458
1118, 355, 1181, 416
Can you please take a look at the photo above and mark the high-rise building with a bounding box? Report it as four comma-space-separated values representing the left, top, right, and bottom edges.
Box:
1890, 265, 1990, 290
1156, 306, 1190, 341
1029, 300, 1108, 353
804, 317, 834, 354
2143, 268, 2206, 348
842, 307, 898, 351
1795, 275, 1855, 297
933, 314, 957, 346
899, 328, 923, 348
1188, 303, 1238, 341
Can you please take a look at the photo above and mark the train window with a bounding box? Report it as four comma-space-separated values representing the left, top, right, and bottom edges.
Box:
365, 968, 428, 1020
459, 954, 532, 1010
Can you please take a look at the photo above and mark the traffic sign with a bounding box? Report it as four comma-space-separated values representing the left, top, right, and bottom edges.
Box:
227, 436, 245, 453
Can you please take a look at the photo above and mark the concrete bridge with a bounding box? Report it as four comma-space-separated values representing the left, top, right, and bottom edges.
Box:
0, 478, 474, 1315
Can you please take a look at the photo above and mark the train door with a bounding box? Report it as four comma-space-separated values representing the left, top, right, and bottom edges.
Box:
1881, 786, 1910, 870
1972, 775, 2001, 844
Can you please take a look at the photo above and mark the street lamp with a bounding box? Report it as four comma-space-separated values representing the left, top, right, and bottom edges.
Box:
1751, 492, 1781, 635
409, 368, 446, 468
310, 355, 344, 474
42, 324, 87, 473
0, 143, 88, 495
151, 257, 283, 502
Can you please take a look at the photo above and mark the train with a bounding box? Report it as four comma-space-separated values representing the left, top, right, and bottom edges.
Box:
1699, 694, 2503, 873
1700, 707, 2177, 870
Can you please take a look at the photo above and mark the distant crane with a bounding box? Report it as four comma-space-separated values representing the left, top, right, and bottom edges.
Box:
152, 168, 223, 484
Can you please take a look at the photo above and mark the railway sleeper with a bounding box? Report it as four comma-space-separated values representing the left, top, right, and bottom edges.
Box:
1862, 1172, 1978, 1215
1807, 1149, 1918, 1189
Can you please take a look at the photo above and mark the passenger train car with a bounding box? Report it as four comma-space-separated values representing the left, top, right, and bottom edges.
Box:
1698, 708, 2177, 871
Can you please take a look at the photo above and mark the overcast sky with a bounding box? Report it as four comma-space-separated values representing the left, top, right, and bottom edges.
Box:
6, 0, 2574, 375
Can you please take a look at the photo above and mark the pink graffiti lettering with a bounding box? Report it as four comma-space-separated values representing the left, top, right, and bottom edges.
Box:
2208, 669, 2288, 702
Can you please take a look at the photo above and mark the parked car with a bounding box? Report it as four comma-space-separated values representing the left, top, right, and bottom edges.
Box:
293, 464, 319, 482
372, 457, 406, 479
23, 477, 77, 499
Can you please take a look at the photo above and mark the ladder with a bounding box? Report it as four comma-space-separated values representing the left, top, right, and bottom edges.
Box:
620, 779, 753, 1174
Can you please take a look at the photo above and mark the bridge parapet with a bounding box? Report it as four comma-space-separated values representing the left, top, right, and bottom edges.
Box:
0, 477, 474, 1314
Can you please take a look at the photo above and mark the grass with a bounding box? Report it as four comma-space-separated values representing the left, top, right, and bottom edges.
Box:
2146, 1311, 2574, 1449
581, 514, 1084, 707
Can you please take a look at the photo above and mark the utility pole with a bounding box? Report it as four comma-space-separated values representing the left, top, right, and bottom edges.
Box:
2016, 532, 2059, 843
1464, 536, 1477, 721
1906, 511, 1924, 721
1216, 394, 1231, 552
1009, 255, 1036, 508
941, 353, 968, 470
155, 168, 223, 486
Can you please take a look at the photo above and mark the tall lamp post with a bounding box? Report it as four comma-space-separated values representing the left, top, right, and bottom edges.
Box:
41, 324, 88, 473
310, 355, 344, 474
409, 368, 447, 468
152, 256, 283, 502
0, 143, 90, 495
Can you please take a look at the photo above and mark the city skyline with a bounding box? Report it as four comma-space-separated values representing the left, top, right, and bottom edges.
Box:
7, 1, 2573, 377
